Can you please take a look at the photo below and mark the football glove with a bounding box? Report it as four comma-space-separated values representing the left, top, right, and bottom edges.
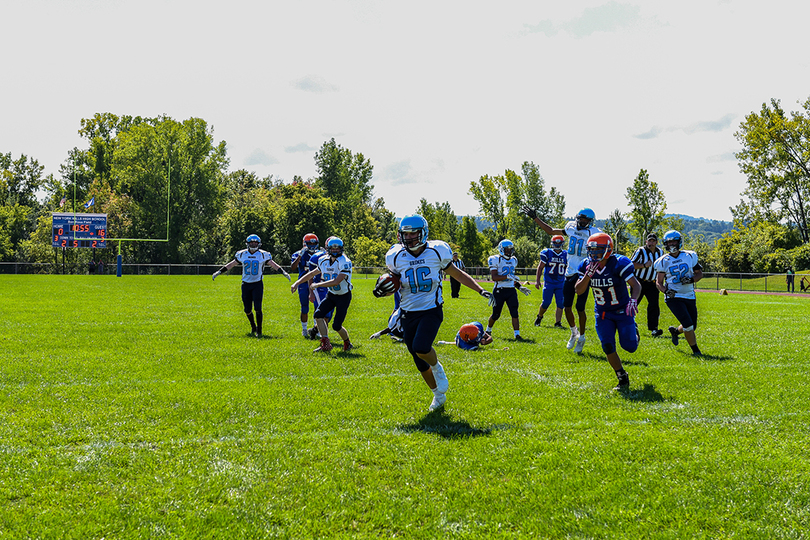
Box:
369, 330, 384, 339
518, 284, 531, 296
584, 259, 601, 277
282, 270, 291, 282
480, 289, 497, 307
625, 298, 638, 317
665, 288, 676, 299
521, 205, 538, 220
212, 271, 220, 281
679, 276, 694, 284
373, 276, 397, 298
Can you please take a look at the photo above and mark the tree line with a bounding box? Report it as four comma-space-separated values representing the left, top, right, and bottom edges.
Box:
1, 97, 809, 272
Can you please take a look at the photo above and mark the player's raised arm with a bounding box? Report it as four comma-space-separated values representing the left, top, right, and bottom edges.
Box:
212, 259, 238, 280
521, 206, 564, 236
266, 258, 291, 281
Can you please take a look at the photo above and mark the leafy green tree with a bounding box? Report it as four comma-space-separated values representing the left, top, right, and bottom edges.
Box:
469, 174, 506, 240
371, 197, 398, 245
713, 222, 802, 272
513, 236, 539, 268
457, 215, 490, 267
416, 199, 457, 243
0, 153, 45, 208
314, 138, 374, 225
352, 235, 390, 267
625, 168, 667, 243
512, 162, 566, 245
734, 97, 810, 243
602, 208, 631, 256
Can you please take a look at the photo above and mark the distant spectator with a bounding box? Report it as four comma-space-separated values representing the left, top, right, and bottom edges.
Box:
786, 268, 795, 292
88, 260, 96, 274
97, 260, 105, 275
800, 276, 809, 293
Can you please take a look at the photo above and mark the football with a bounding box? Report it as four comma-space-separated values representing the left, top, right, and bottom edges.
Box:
373, 272, 400, 297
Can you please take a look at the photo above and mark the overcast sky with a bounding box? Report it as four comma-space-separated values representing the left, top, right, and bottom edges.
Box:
2, 0, 808, 222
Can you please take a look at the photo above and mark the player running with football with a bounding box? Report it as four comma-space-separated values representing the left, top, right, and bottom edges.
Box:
485, 239, 531, 340
522, 206, 601, 354
375, 214, 495, 411
291, 236, 354, 352
290, 233, 321, 338
534, 234, 567, 328
212, 234, 291, 337
654, 230, 704, 357
575, 233, 641, 390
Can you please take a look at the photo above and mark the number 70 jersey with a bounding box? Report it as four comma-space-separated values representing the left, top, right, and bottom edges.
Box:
386, 240, 454, 312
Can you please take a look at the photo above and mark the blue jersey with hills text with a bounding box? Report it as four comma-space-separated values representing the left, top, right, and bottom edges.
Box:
455, 322, 486, 351
386, 240, 454, 312
235, 249, 274, 284
577, 254, 635, 313
291, 248, 315, 278
540, 248, 567, 283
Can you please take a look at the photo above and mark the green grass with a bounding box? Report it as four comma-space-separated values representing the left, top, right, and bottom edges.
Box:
1, 275, 809, 539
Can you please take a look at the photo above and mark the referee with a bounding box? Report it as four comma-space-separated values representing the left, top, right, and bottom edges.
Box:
631, 233, 664, 337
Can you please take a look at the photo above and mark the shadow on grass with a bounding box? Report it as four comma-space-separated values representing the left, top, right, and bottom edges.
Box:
693, 352, 735, 362
397, 409, 493, 439
241, 333, 282, 340
511, 337, 537, 344
617, 383, 665, 402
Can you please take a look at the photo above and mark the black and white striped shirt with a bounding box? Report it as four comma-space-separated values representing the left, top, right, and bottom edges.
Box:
631, 245, 664, 282
451, 259, 465, 271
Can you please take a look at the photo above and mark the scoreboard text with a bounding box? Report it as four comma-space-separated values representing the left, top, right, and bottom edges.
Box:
52, 213, 108, 248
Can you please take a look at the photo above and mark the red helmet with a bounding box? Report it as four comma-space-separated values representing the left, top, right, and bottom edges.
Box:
303, 233, 319, 253
586, 233, 613, 262
551, 235, 565, 250
459, 323, 481, 343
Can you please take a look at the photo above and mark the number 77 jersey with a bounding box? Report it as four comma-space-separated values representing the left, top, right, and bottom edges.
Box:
386, 240, 454, 312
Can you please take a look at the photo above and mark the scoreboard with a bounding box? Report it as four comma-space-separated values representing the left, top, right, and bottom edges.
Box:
52, 213, 108, 248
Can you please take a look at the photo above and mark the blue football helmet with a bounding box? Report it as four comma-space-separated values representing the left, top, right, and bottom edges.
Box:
663, 230, 682, 254
246, 234, 261, 253
326, 236, 344, 257
576, 208, 596, 230
398, 215, 429, 251
498, 239, 515, 258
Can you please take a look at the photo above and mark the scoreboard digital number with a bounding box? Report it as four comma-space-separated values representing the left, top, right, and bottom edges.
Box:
52, 213, 108, 248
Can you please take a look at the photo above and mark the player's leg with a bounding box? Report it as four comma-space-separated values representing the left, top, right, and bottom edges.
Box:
412, 308, 449, 408
402, 309, 446, 410
330, 292, 353, 351
504, 289, 521, 339
596, 314, 629, 389
536, 284, 554, 326
313, 294, 338, 352
298, 285, 310, 337
616, 312, 640, 354
574, 287, 589, 353
562, 276, 579, 348
486, 289, 505, 334
665, 298, 697, 352
680, 299, 701, 356
253, 281, 264, 337
241, 282, 258, 335
553, 284, 564, 327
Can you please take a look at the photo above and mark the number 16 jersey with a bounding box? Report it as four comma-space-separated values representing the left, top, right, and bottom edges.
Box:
386, 240, 454, 312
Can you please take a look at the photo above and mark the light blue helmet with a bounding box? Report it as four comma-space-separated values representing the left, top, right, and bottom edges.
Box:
662, 230, 682, 254
498, 239, 515, 258
326, 236, 344, 257
398, 215, 429, 251
576, 208, 596, 230
246, 234, 261, 253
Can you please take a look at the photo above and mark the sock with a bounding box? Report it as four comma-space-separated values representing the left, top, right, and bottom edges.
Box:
344, 339, 351, 346
301, 322, 307, 332
615, 369, 627, 377
432, 387, 444, 397
486, 326, 492, 334
691, 344, 702, 354
514, 330, 520, 337
570, 327, 578, 336
246, 312, 256, 331
256, 312, 263, 334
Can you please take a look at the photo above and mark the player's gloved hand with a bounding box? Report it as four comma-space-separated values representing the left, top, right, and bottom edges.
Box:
370, 331, 383, 339
521, 205, 538, 220
282, 270, 291, 282
665, 288, 676, 299
480, 289, 496, 307
212, 271, 220, 281
585, 259, 600, 277
518, 284, 531, 296
679, 276, 694, 284
625, 298, 638, 317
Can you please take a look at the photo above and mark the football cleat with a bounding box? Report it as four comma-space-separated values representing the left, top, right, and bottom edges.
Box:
534, 316, 543, 327
574, 335, 586, 354
429, 392, 446, 411
431, 363, 449, 393
669, 326, 680, 346
554, 322, 564, 329
307, 327, 320, 340
651, 329, 664, 338
343, 341, 354, 352
314, 337, 333, 352
567, 333, 579, 350
613, 371, 630, 391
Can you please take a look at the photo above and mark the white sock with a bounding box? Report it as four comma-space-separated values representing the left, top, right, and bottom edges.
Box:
432, 387, 444, 397
570, 327, 578, 336
486, 326, 493, 333
301, 322, 307, 331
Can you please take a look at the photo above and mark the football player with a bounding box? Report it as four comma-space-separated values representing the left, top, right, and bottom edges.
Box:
455, 322, 494, 351
212, 234, 291, 337
654, 230, 704, 356
522, 206, 600, 353
534, 234, 567, 328
575, 233, 641, 390
485, 239, 531, 340
290, 233, 321, 338
380, 214, 494, 411
291, 236, 353, 352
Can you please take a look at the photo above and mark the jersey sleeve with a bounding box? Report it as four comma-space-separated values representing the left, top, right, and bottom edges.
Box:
576, 258, 589, 277
653, 255, 666, 274
616, 256, 635, 281
539, 249, 550, 265
487, 255, 498, 271
564, 221, 577, 237
385, 245, 401, 275
340, 257, 353, 274
435, 241, 454, 269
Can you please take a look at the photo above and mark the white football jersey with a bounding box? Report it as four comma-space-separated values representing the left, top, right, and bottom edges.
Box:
235, 249, 274, 283
386, 240, 453, 312
317, 254, 353, 295
563, 221, 601, 277
654, 250, 700, 300
488, 254, 518, 289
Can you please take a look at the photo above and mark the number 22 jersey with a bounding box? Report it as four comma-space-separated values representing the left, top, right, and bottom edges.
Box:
386, 240, 453, 312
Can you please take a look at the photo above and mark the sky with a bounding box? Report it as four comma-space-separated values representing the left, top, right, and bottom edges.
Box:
2, 0, 809, 223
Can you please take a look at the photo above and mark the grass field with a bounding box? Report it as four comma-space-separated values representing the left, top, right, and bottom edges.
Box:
1, 275, 809, 539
